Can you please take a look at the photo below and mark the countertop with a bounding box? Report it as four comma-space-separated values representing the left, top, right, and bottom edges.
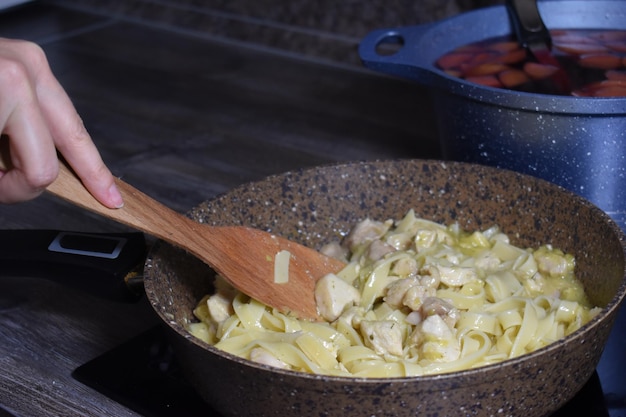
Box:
0, 2, 623, 417
0, 2, 437, 416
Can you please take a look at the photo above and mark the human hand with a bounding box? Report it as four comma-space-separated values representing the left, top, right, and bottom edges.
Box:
0, 38, 123, 208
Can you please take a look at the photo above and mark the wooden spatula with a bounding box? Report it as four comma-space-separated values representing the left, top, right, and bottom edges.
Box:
47, 163, 345, 320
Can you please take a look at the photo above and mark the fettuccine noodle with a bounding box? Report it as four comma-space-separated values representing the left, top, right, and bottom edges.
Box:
188, 210, 600, 377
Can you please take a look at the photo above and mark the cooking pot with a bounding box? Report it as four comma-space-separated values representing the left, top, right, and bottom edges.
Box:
358, 0, 626, 231
143, 159, 626, 417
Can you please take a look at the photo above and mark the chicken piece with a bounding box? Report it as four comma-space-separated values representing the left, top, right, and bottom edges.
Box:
320, 241, 349, 261
343, 218, 391, 251
391, 257, 419, 277
367, 239, 395, 261
417, 265, 441, 289
405, 310, 422, 325
534, 248, 573, 277
524, 272, 546, 295
435, 265, 479, 287
207, 293, 233, 323
410, 314, 460, 362
315, 273, 361, 322
403, 285, 437, 311
250, 347, 290, 369
384, 277, 420, 308
360, 320, 404, 356
337, 306, 367, 328
206, 276, 237, 324
420, 297, 460, 329
384, 276, 437, 310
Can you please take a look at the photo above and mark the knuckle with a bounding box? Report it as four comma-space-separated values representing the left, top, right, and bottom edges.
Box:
24, 164, 58, 190
12, 40, 47, 71
0, 57, 29, 89
0, 41, 48, 92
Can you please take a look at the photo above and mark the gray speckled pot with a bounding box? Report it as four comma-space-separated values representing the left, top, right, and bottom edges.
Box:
359, 1, 626, 230
144, 159, 626, 417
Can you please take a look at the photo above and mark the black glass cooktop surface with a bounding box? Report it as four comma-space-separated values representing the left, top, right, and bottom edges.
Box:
73, 326, 217, 417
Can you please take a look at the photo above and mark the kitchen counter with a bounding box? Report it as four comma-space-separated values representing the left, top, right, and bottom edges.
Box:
0, 2, 437, 416
0, 2, 624, 417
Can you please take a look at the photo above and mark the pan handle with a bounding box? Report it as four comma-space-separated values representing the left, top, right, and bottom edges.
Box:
358, 24, 440, 84
0, 229, 147, 302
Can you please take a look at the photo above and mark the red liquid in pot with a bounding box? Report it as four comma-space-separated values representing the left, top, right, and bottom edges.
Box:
435, 29, 626, 97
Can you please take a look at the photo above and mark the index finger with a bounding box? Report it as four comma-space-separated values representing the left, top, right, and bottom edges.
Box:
23, 43, 123, 208
0, 49, 58, 203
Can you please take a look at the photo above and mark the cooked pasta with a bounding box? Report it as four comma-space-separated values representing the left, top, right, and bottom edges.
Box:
188, 210, 600, 377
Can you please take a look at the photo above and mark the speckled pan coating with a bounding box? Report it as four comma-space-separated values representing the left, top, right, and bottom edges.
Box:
143, 159, 626, 417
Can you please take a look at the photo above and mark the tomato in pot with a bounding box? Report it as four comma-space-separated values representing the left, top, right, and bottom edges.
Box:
435, 29, 626, 97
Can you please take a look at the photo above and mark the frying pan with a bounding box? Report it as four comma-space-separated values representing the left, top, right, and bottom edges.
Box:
142, 159, 626, 417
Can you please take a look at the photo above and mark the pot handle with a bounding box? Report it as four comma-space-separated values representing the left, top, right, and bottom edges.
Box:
0, 229, 147, 302
358, 24, 439, 84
